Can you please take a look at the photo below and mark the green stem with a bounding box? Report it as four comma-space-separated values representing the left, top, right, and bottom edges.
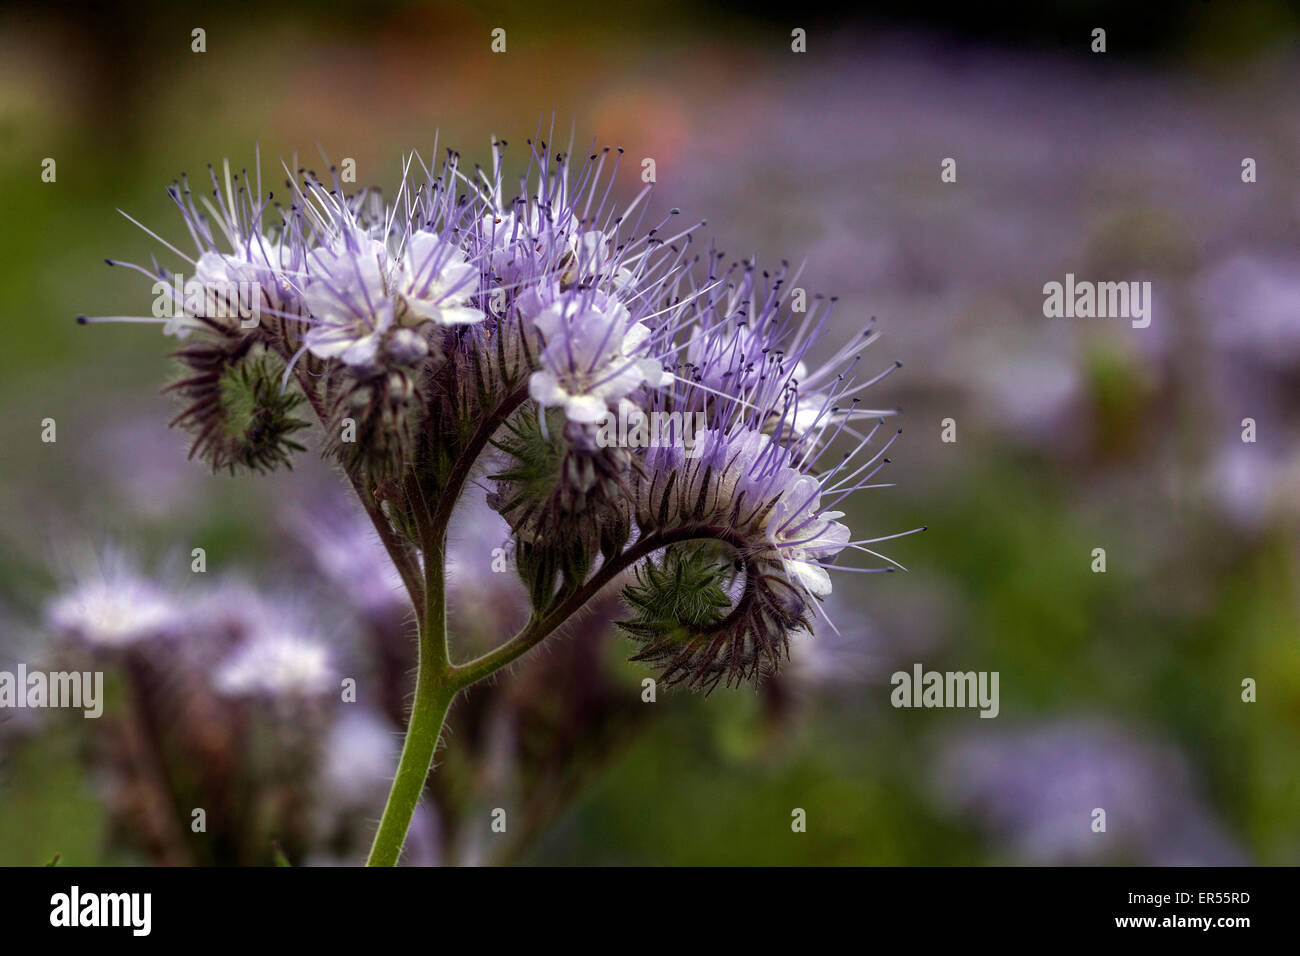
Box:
363, 388, 527, 866
365, 525, 741, 864
366, 548, 451, 867
365, 526, 642, 866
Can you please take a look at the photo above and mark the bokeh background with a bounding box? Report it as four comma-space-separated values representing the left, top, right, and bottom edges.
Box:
1, 0, 1298, 864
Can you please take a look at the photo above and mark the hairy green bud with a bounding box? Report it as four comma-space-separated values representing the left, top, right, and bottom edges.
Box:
166, 338, 308, 475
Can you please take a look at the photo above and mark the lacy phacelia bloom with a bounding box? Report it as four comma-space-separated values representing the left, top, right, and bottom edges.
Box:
215, 630, 335, 698
45, 557, 180, 648
398, 232, 485, 326
96, 163, 303, 340
743, 435, 852, 597
527, 285, 671, 424
302, 226, 486, 366
86, 134, 914, 695
474, 140, 638, 292
302, 228, 396, 365
614, 251, 911, 688
627, 426, 856, 688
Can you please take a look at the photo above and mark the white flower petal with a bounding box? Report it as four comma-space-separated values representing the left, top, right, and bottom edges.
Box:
529, 370, 569, 406
339, 333, 380, 366
789, 560, 833, 596
566, 394, 609, 424
305, 328, 355, 360
435, 305, 487, 326
195, 251, 233, 285
621, 322, 652, 353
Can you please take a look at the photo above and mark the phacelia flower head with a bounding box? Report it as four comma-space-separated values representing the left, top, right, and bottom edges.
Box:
84, 128, 915, 697
295, 159, 488, 371
215, 628, 335, 699
526, 282, 672, 424
45, 552, 182, 649
300, 224, 398, 366
83, 157, 307, 343
620, 257, 914, 690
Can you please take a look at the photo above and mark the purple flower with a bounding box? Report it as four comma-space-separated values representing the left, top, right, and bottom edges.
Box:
214, 627, 335, 699
45, 551, 182, 649
527, 284, 670, 424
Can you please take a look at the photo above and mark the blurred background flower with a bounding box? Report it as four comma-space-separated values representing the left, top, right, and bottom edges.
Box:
931, 719, 1248, 865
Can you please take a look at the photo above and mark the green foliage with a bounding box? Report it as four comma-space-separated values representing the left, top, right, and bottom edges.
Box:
167, 341, 309, 476
489, 406, 568, 523
215, 353, 310, 474
617, 544, 735, 646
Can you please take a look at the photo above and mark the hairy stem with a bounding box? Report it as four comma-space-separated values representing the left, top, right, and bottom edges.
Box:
363, 384, 527, 864
364, 525, 729, 864
365, 553, 452, 867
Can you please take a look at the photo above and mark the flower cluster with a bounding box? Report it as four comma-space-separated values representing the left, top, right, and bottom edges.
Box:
84, 131, 913, 693
35, 552, 349, 865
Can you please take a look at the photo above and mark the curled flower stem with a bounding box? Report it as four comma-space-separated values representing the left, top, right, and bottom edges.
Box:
448, 525, 745, 690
